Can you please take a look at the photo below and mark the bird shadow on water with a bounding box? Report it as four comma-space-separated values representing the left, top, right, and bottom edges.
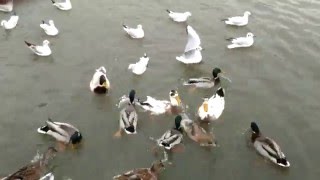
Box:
31, 55, 55, 63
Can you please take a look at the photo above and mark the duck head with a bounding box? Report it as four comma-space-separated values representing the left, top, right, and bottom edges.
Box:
129, 89, 136, 104
174, 115, 182, 131
247, 32, 255, 38
169, 90, 181, 106
70, 131, 83, 145
244, 11, 251, 16
250, 122, 260, 134
150, 160, 165, 174
212, 67, 222, 79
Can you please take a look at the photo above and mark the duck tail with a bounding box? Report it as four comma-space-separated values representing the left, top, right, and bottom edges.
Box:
276, 158, 289, 166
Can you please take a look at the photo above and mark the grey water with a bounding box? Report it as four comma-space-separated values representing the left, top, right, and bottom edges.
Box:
0, 0, 319, 179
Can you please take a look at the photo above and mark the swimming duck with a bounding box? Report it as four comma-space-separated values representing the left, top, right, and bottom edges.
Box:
166, 9, 192, 22
113, 160, 164, 180
0, 0, 13, 12
128, 53, 149, 75
51, 0, 72, 11
24, 40, 52, 56
137, 90, 182, 115
40, 20, 59, 36
250, 122, 290, 167
198, 87, 225, 122
114, 90, 138, 137
226, 32, 255, 49
222, 11, 251, 26
90, 66, 110, 94
183, 67, 223, 88
180, 114, 217, 147
37, 118, 83, 147
122, 24, 144, 39
1, 147, 57, 180
157, 115, 183, 150
0, 12, 18, 30
176, 25, 203, 64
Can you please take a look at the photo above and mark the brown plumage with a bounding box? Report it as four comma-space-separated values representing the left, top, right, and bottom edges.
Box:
113, 161, 164, 180
3, 147, 57, 180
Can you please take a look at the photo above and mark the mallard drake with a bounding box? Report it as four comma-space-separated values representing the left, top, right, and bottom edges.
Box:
113, 161, 164, 180
183, 67, 223, 88
197, 87, 225, 122
180, 114, 217, 147
90, 66, 110, 94
1, 147, 57, 180
114, 90, 138, 137
250, 122, 290, 167
157, 115, 183, 150
137, 90, 182, 115
37, 118, 83, 147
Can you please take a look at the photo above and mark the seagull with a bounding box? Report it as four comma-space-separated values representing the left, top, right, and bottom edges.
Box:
176, 25, 203, 64
128, 53, 150, 75
221, 11, 251, 26
122, 24, 144, 39
51, 0, 72, 11
226, 32, 255, 49
0, 12, 19, 30
166, 9, 192, 22
40, 20, 59, 36
24, 40, 52, 56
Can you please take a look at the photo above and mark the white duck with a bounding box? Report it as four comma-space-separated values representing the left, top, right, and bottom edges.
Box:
0, 0, 13, 12
51, 0, 72, 11
1, 12, 19, 30
24, 40, 52, 56
222, 11, 251, 26
176, 25, 203, 64
137, 90, 182, 115
250, 122, 290, 167
128, 53, 149, 75
166, 9, 192, 22
40, 20, 59, 36
198, 87, 225, 122
226, 32, 255, 49
90, 66, 110, 94
122, 24, 144, 39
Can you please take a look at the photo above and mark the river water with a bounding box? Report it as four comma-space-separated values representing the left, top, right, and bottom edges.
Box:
0, 0, 319, 179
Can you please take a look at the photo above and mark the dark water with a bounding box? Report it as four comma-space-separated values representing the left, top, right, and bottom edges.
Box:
0, 0, 319, 179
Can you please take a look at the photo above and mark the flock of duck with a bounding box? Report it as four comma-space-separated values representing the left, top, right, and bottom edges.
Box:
0, 1, 291, 180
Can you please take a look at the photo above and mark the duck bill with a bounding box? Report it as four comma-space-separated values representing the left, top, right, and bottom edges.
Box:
102, 82, 109, 88
203, 103, 208, 112
175, 96, 181, 105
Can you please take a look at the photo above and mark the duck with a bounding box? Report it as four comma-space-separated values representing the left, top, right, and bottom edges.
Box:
157, 115, 183, 150
24, 40, 52, 56
1, 147, 57, 180
51, 0, 72, 11
183, 67, 223, 88
166, 9, 192, 22
137, 90, 182, 115
0, 12, 18, 30
180, 114, 217, 147
226, 32, 255, 49
221, 11, 251, 26
128, 53, 149, 75
40, 20, 59, 36
122, 24, 144, 39
176, 25, 203, 64
198, 87, 225, 122
90, 66, 110, 94
0, 0, 13, 12
114, 90, 138, 137
37, 118, 83, 148
113, 161, 164, 180
250, 122, 290, 167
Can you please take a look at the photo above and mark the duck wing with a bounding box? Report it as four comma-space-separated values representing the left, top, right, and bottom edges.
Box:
259, 137, 284, 159
185, 26, 201, 52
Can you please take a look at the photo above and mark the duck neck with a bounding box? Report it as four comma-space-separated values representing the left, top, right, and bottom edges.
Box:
251, 132, 260, 142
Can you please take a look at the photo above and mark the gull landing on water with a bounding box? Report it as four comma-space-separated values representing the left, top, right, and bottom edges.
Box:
226, 32, 255, 49
1, 12, 19, 30
51, 0, 72, 11
176, 25, 203, 64
122, 24, 144, 39
166, 9, 192, 22
222, 11, 251, 26
40, 20, 59, 36
24, 40, 52, 56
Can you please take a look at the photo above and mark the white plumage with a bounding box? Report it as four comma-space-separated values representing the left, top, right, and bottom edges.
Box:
166, 9, 191, 22
128, 53, 149, 75
40, 20, 59, 36
51, 0, 72, 11
24, 40, 52, 56
222, 11, 251, 26
227, 32, 255, 49
122, 24, 144, 39
1, 13, 19, 30
198, 87, 225, 121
